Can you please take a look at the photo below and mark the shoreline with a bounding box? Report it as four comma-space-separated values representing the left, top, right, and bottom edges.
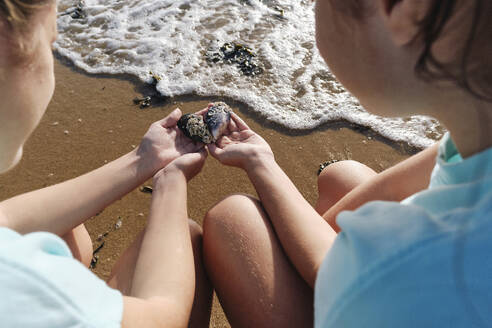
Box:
0, 58, 415, 327
54, 53, 424, 156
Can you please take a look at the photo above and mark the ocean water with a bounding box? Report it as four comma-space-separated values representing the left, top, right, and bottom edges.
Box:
55, 0, 443, 148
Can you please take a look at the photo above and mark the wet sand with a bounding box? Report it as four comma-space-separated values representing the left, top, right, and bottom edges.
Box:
0, 58, 416, 327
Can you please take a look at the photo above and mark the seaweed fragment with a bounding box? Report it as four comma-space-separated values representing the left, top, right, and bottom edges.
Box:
60, 0, 87, 19
133, 96, 152, 109
206, 42, 264, 76
90, 241, 105, 269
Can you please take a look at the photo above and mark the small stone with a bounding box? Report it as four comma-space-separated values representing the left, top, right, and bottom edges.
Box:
48, 173, 54, 177
77, 118, 83, 123
137, 213, 144, 217
131, 145, 136, 149
140, 186, 153, 194
115, 218, 122, 230
64, 130, 69, 135
317, 160, 340, 176
51, 121, 59, 126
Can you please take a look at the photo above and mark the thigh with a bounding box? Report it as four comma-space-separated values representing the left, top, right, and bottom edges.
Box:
203, 194, 313, 328
316, 160, 377, 215
61, 224, 92, 267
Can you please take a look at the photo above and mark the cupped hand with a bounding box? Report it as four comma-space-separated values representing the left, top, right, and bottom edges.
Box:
136, 108, 204, 175
208, 112, 274, 170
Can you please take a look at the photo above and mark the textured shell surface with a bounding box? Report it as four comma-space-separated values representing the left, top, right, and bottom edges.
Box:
205, 102, 232, 141
177, 102, 232, 144
177, 114, 212, 143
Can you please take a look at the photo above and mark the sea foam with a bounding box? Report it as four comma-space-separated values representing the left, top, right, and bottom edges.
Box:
55, 0, 443, 148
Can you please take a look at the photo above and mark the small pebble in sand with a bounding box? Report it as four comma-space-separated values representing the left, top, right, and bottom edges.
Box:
64, 130, 69, 135
48, 173, 54, 177
115, 218, 122, 230
51, 121, 59, 126
137, 213, 144, 217
318, 160, 340, 176
77, 118, 82, 123
131, 145, 136, 149
140, 186, 153, 194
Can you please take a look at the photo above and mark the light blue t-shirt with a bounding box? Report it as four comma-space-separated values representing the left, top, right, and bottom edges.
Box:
315, 133, 492, 327
0, 228, 123, 327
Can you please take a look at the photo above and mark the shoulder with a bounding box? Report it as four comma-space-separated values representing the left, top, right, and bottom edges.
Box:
315, 200, 492, 327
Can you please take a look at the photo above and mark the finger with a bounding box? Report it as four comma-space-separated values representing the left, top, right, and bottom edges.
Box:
159, 108, 182, 127
230, 112, 250, 131
195, 108, 209, 116
207, 143, 225, 159
228, 117, 239, 133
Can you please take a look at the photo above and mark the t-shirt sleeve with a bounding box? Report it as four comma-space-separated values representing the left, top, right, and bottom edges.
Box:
313, 201, 467, 328
0, 228, 123, 328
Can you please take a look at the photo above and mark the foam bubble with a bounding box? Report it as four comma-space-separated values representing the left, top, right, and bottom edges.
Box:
55, 0, 443, 148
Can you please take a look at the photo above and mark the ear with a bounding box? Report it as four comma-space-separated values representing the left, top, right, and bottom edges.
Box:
380, 0, 432, 46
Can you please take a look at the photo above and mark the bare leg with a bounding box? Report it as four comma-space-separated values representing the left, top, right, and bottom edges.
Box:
61, 224, 92, 267
315, 160, 376, 216
203, 194, 313, 328
108, 219, 213, 328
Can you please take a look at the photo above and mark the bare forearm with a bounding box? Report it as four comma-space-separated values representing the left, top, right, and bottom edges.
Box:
130, 172, 195, 316
323, 143, 439, 230
0, 149, 153, 235
246, 157, 336, 287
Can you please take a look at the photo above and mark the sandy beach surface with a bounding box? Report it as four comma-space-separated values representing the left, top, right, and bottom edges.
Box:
0, 58, 416, 327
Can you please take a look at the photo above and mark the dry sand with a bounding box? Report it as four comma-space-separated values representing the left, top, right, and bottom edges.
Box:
0, 58, 417, 327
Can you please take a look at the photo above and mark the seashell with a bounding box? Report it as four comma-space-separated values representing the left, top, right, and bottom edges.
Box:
205, 102, 232, 142
177, 102, 232, 144
177, 113, 213, 144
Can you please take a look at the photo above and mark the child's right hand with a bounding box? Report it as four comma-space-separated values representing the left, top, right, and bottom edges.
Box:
208, 113, 274, 172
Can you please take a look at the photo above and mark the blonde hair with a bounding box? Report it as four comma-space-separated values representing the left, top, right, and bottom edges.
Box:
0, 0, 54, 58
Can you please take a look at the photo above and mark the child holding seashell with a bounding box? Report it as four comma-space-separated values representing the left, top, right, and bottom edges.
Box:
0, 2, 212, 327
201, 0, 492, 327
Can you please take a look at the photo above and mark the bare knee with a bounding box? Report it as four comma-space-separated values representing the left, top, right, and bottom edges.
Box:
318, 160, 376, 188
203, 194, 259, 237
316, 160, 377, 214
203, 194, 261, 257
